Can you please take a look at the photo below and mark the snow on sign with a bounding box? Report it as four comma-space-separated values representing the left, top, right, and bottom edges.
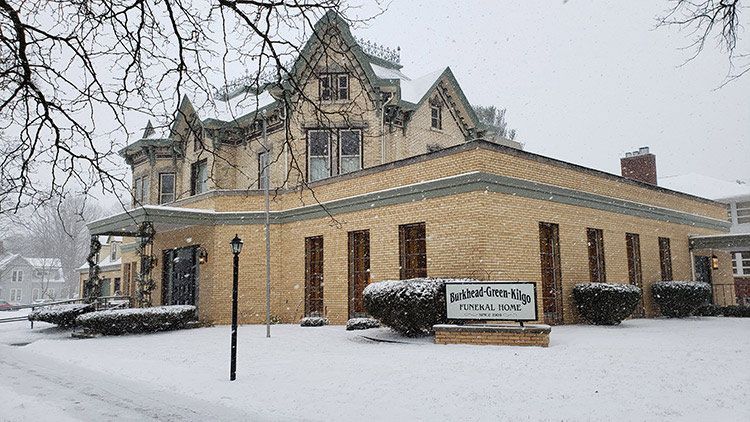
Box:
445, 282, 538, 321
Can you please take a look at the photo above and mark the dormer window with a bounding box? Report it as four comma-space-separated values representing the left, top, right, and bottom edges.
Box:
320, 73, 349, 101
430, 104, 442, 130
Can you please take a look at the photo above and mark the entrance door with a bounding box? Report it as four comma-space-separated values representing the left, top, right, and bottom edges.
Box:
539, 222, 563, 325
348, 230, 370, 318
695, 256, 712, 284
162, 246, 198, 306
694, 256, 713, 303
305, 236, 324, 316
626, 233, 644, 317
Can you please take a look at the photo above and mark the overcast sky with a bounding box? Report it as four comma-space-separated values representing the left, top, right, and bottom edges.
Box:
351, 0, 750, 182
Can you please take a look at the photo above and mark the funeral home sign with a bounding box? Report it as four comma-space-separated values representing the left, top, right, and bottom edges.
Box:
445, 281, 538, 321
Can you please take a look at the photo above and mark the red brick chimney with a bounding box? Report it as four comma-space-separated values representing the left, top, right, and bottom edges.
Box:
621, 147, 657, 185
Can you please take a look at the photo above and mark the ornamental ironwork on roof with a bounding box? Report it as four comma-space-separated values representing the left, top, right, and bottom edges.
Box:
355, 36, 400, 66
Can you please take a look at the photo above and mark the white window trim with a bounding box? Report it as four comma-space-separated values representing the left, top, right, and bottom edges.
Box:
159, 172, 176, 204
430, 104, 442, 130
307, 130, 332, 181
319, 73, 349, 101
12, 270, 23, 283
338, 129, 363, 175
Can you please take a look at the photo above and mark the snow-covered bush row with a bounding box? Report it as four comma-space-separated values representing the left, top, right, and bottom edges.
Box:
572, 283, 641, 325
28, 303, 95, 328
363, 278, 450, 337
76, 305, 196, 335
651, 281, 711, 318
345, 317, 380, 331
695, 304, 750, 318
300, 316, 328, 327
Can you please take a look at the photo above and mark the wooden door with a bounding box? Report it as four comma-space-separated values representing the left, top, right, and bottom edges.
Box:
305, 236, 324, 316
626, 233, 644, 317
348, 230, 370, 318
539, 222, 563, 325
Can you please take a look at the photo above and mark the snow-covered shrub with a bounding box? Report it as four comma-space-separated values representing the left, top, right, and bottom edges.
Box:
76, 305, 196, 335
28, 303, 95, 328
693, 303, 723, 317
300, 316, 328, 327
345, 317, 380, 331
572, 283, 641, 325
721, 305, 750, 318
363, 278, 448, 337
651, 281, 711, 318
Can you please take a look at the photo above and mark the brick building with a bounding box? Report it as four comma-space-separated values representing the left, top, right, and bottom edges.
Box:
83, 11, 737, 325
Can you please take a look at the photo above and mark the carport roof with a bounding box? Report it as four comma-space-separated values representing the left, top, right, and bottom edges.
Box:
689, 233, 750, 251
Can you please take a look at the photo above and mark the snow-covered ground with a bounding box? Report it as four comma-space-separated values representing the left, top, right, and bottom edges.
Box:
0, 317, 748, 421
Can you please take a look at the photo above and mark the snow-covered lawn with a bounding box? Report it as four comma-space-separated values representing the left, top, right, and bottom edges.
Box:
1, 317, 748, 421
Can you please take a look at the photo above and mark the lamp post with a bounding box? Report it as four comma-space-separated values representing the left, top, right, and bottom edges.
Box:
229, 234, 243, 381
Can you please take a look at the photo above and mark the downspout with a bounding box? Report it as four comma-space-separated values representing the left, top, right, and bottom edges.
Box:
380, 92, 395, 165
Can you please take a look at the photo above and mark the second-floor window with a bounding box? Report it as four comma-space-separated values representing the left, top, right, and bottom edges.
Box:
12, 270, 23, 283
308, 130, 331, 182
320, 73, 349, 101
159, 173, 175, 204
134, 176, 149, 205
191, 159, 208, 195
431, 104, 442, 129
339, 130, 362, 174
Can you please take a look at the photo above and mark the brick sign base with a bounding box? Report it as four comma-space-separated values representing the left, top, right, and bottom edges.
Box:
433, 324, 551, 347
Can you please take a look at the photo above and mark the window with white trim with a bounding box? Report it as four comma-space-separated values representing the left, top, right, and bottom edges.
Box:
734, 252, 750, 276
308, 130, 331, 182
32, 288, 40, 302
10, 289, 22, 302
339, 129, 362, 174
737, 201, 750, 225
191, 159, 208, 195
159, 173, 175, 204
11, 270, 23, 283
134, 175, 150, 205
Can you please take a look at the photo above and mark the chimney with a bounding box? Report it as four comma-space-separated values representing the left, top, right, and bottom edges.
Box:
620, 146, 657, 185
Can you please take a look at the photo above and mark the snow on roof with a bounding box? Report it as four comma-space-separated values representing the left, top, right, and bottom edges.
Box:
659, 173, 750, 202
399, 68, 445, 104
0, 253, 20, 271
209, 89, 276, 123
24, 258, 62, 269
78, 255, 122, 272
371, 63, 411, 81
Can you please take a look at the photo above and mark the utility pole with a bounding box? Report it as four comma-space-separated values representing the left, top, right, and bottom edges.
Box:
263, 111, 271, 338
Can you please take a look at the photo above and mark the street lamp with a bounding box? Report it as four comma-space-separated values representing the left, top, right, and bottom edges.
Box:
229, 234, 243, 381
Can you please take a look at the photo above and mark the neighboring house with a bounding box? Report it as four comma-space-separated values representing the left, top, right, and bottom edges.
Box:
86, 12, 735, 326
660, 173, 750, 305
0, 251, 67, 305
78, 235, 125, 298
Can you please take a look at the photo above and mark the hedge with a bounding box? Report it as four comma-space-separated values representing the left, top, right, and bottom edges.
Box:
300, 316, 328, 327
651, 281, 711, 317
345, 317, 380, 331
572, 283, 642, 325
28, 303, 95, 328
76, 305, 196, 335
363, 278, 449, 337
721, 305, 750, 318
